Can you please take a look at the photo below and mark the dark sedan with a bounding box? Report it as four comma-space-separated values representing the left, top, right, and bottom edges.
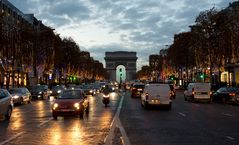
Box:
131, 83, 145, 98
212, 87, 239, 104
52, 89, 89, 119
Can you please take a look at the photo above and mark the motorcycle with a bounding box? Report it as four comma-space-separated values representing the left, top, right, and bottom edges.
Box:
102, 93, 110, 107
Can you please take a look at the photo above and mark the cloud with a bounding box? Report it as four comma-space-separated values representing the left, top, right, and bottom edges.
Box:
8, 0, 235, 71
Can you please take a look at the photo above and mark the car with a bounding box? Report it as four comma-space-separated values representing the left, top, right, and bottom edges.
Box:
141, 82, 172, 110
50, 85, 66, 98
9, 87, 31, 105
169, 84, 176, 99
184, 82, 212, 103
0, 89, 13, 120
131, 83, 145, 97
30, 84, 49, 99
81, 84, 95, 96
52, 89, 89, 119
212, 87, 239, 104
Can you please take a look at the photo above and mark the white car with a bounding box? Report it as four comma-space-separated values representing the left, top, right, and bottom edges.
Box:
0, 89, 13, 120
141, 83, 173, 110
184, 82, 211, 103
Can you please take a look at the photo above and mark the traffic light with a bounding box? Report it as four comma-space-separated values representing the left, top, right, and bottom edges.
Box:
119, 68, 122, 76
169, 75, 175, 80
200, 74, 204, 79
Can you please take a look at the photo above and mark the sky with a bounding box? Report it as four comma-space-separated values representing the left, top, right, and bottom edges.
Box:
9, 0, 236, 71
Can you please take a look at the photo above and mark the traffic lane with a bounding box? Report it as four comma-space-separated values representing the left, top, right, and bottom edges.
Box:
1, 92, 121, 145
0, 100, 53, 143
120, 90, 239, 145
175, 91, 239, 144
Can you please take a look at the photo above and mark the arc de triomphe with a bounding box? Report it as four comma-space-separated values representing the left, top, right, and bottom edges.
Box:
104, 51, 137, 82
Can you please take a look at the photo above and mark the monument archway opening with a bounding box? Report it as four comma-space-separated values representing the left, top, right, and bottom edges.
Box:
105, 51, 137, 82
116, 65, 126, 83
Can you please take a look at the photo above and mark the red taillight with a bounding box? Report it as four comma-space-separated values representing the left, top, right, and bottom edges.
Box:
192, 88, 195, 95
229, 93, 236, 96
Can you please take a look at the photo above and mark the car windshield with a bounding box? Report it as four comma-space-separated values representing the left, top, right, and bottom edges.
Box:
32, 85, 47, 91
52, 86, 64, 91
134, 85, 145, 88
9, 89, 22, 94
58, 90, 83, 99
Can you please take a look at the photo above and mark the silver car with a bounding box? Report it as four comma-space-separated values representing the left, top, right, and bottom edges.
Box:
9, 87, 31, 105
0, 89, 13, 119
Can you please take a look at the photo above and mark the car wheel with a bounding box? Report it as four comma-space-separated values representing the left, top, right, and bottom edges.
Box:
85, 106, 89, 114
184, 95, 187, 101
167, 103, 172, 110
5, 106, 12, 119
144, 101, 148, 110
28, 97, 31, 104
141, 101, 144, 108
20, 97, 24, 105
53, 115, 57, 120
79, 111, 84, 119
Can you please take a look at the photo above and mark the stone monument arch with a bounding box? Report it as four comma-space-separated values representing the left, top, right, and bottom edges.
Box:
104, 51, 137, 82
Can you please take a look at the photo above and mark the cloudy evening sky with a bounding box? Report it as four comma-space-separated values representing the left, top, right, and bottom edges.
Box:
9, 0, 236, 70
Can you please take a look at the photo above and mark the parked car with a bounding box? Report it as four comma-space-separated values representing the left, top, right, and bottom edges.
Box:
30, 84, 49, 99
184, 82, 212, 103
0, 89, 13, 119
131, 83, 145, 97
52, 89, 89, 119
9, 87, 31, 105
141, 82, 172, 110
212, 87, 239, 104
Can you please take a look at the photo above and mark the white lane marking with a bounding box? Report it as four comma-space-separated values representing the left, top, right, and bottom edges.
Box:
222, 113, 233, 117
178, 112, 186, 117
37, 118, 53, 128
104, 92, 131, 145
226, 136, 235, 140
0, 132, 25, 145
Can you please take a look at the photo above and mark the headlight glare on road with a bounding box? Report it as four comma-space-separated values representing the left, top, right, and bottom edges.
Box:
53, 103, 58, 110
74, 103, 80, 109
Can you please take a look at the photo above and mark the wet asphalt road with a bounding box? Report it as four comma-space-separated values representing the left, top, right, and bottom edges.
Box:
120, 90, 239, 145
0, 92, 121, 145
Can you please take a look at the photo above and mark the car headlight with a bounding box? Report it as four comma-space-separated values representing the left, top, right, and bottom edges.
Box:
13, 95, 19, 99
89, 90, 93, 93
57, 90, 62, 93
53, 103, 58, 110
39, 91, 42, 94
74, 103, 80, 109
49, 90, 53, 94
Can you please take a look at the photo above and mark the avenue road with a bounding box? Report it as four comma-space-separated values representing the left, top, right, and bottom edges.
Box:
1, 90, 239, 145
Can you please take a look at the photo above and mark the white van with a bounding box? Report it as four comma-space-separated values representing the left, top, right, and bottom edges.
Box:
184, 82, 211, 103
141, 83, 172, 110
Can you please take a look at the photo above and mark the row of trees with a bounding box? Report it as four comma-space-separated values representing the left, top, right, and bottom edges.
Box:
0, 8, 106, 86
138, 2, 239, 84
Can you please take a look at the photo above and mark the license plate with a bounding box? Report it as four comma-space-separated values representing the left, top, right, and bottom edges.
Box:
60, 109, 71, 112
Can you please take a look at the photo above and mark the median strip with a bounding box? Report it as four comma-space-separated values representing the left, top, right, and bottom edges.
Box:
104, 92, 131, 145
